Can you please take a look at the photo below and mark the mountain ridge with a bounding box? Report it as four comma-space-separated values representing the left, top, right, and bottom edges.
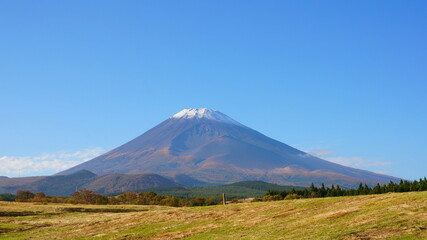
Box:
0, 170, 180, 196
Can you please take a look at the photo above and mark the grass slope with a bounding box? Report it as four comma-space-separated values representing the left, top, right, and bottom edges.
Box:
0, 192, 426, 239
140, 181, 306, 199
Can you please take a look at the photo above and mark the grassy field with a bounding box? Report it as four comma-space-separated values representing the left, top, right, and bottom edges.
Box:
0, 192, 426, 239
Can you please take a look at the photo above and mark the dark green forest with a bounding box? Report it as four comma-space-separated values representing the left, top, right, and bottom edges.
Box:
139, 181, 305, 199
264, 178, 427, 200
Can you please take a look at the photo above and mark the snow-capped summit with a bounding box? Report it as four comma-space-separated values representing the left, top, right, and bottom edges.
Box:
171, 108, 242, 126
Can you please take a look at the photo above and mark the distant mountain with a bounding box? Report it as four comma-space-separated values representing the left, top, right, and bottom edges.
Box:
31, 170, 97, 196
0, 170, 179, 196
0, 176, 45, 194
59, 108, 401, 187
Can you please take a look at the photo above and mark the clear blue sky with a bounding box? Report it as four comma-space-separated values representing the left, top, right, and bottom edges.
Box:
1, 1, 426, 180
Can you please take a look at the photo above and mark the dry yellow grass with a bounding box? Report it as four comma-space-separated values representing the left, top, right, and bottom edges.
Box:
0, 191, 426, 239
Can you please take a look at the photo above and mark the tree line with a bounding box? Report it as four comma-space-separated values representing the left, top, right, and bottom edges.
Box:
2, 178, 426, 206
0, 189, 218, 207
264, 178, 427, 201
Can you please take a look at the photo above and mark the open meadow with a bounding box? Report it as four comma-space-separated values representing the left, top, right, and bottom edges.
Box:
0, 191, 426, 240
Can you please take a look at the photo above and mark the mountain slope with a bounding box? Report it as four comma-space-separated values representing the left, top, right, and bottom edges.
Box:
0, 170, 97, 196
86, 173, 180, 194
59, 108, 400, 187
0, 171, 180, 196
31, 170, 97, 196
0, 176, 45, 194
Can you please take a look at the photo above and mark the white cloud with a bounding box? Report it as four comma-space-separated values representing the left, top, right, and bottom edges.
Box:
0, 147, 103, 177
309, 149, 334, 157
303, 147, 393, 174
372, 170, 391, 175
323, 156, 392, 169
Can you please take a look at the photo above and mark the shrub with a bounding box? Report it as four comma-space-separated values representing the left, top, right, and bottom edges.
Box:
117, 192, 138, 204
34, 192, 46, 199
16, 190, 35, 201
190, 197, 206, 206
72, 189, 101, 204
284, 194, 302, 200
251, 198, 263, 202
263, 194, 282, 201
206, 197, 218, 205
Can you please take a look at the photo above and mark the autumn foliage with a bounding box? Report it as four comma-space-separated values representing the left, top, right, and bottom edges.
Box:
11, 189, 218, 207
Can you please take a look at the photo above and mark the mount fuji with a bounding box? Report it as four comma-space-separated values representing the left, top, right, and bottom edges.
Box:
59, 108, 400, 187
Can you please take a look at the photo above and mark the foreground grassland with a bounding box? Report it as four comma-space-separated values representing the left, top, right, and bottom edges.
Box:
0, 192, 426, 240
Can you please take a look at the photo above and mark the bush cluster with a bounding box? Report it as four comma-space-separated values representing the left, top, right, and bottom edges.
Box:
9, 189, 219, 207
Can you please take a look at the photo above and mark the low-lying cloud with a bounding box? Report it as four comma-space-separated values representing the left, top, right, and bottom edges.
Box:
303, 147, 393, 174
323, 156, 392, 168
0, 147, 103, 177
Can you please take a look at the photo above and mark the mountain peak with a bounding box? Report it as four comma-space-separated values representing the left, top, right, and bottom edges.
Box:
171, 108, 242, 125
59, 108, 400, 187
